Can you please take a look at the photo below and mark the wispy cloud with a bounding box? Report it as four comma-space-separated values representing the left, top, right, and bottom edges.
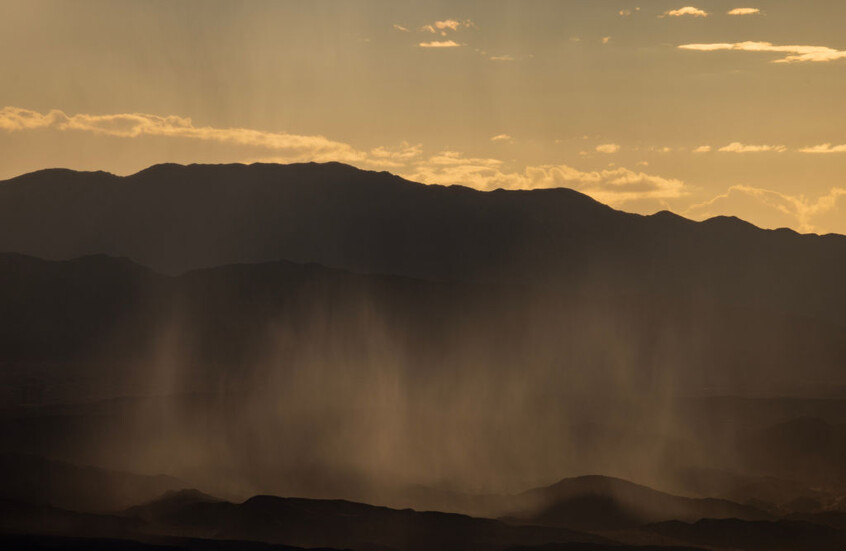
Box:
419, 40, 462, 48
489, 55, 516, 61
420, 19, 474, 35
602, 36, 612, 45
0, 106, 415, 168
596, 143, 621, 154
367, 142, 424, 168
392, 24, 410, 32
799, 143, 846, 154
718, 142, 786, 153
664, 6, 709, 17
686, 185, 846, 234
679, 41, 846, 63
727, 8, 761, 15
491, 134, 513, 142
693, 145, 712, 153
403, 151, 687, 207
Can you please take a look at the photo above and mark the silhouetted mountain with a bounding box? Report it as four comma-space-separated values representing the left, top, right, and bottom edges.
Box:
662, 467, 838, 514
124, 490, 221, 523
0, 454, 184, 513
1, 162, 845, 329
502, 545, 703, 551
0, 534, 344, 551
501, 475, 769, 531
0, 499, 145, 540
122, 494, 607, 551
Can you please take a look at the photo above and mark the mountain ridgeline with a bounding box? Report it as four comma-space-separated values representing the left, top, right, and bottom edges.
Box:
1, 162, 844, 327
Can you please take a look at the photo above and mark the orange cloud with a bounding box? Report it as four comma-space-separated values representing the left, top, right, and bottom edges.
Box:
420, 19, 474, 35
0, 106, 372, 164
419, 40, 461, 48
799, 143, 846, 154
727, 8, 761, 15
718, 142, 786, 153
403, 151, 687, 207
686, 185, 846, 234
679, 41, 846, 63
596, 143, 621, 154
664, 7, 708, 17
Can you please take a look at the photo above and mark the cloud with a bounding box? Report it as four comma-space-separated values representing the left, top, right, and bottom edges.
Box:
491, 134, 513, 142
367, 142, 424, 167
619, 8, 640, 16
419, 40, 462, 48
602, 36, 612, 44
718, 142, 786, 153
596, 143, 621, 154
799, 143, 846, 154
679, 41, 846, 63
664, 6, 708, 17
420, 19, 474, 35
0, 106, 400, 167
727, 8, 761, 15
402, 151, 687, 208
393, 24, 410, 32
685, 185, 846, 234
693, 145, 712, 153
489, 55, 516, 61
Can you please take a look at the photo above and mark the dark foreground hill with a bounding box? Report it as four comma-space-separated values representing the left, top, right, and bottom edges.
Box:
501, 475, 769, 531
641, 518, 846, 551
132, 494, 609, 551
0, 535, 343, 551
0, 535, 705, 551
0, 491, 609, 551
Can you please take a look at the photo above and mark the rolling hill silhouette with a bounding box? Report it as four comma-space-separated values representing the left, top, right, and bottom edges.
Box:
501, 475, 769, 531
119, 494, 607, 551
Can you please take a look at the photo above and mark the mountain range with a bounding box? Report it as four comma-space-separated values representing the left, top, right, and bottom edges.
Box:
2, 161, 846, 550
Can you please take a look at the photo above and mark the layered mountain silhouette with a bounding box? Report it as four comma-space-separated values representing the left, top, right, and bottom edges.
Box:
121, 494, 608, 551
3, 162, 846, 550
0, 162, 844, 327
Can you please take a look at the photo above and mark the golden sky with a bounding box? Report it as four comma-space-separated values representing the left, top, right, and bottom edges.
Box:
2, 0, 846, 234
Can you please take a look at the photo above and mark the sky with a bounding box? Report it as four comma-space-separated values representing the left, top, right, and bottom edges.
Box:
1, 0, 846, 234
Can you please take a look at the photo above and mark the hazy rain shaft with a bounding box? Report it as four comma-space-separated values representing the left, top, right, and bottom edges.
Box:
54, 269, 760, 507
